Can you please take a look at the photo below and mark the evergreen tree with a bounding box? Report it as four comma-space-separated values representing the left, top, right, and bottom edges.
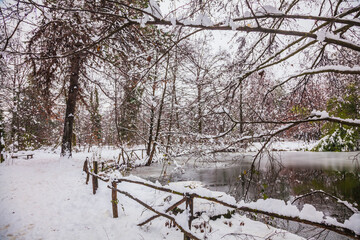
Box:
10, 86, 60, 150
118, 80, 143, 144
313, 83, 360, 151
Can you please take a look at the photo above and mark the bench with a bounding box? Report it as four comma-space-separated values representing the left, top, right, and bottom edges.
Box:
11, 154, 34, 159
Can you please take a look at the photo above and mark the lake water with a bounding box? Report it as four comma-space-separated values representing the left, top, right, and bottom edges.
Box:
132, 151, 360, 239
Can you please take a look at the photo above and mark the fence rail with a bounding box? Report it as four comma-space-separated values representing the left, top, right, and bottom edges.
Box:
83, 159, 359, 240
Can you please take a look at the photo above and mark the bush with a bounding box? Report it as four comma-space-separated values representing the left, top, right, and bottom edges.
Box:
313, 126, 359, 152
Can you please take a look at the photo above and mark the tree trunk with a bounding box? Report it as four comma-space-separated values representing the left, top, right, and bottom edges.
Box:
114, 79, 123, 145
61, 55, 81, 157
146, 106, 155, 156
146, 55, 159, 157
166, 72, 176, 154
197, 82, 202, 134
239, 82, 243, 134
146, 55, 170, 166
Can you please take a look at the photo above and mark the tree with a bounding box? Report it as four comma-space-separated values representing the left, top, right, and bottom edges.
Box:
313, 83, 360, 151
24, 0, 161, 156
89, 88, 102, 146
0, 109, 5, 163
2, 0, 360, 158
26, 0, 91, 156
118, 77, 143, 144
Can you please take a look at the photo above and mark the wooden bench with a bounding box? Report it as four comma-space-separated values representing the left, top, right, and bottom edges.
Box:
11, 154, 34, 159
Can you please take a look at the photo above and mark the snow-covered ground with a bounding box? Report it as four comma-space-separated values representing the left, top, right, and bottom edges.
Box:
0, 149, 306, 240
247, 140, 318, 152
1, 147, 359, 239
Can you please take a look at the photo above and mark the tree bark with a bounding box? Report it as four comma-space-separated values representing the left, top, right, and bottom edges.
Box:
239, 82, 243, 134
146, 55, 170, 166
61, 54, 81, 157
197, 79, 202, 134
146, 104, 155, 157
146, 60, 159, 157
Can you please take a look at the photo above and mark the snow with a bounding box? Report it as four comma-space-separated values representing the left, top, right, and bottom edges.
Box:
258, 5, 284, 15
239, 198, 360, 235
194, 13, 214, 27
344, 214, 360, 235
144, 0, 163, 19
299, 204, 324, 222
0, 149, 303, 239
311, 110, 360, 125
316, 30, 326, 42
305, 65, 360, 73
137, 14, 149, 28
170, 17, 176, 27
240, 198, 299, 218
1, 149, 358, 239
229, 19, 238, 30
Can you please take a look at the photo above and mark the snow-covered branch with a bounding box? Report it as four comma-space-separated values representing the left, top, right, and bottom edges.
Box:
267, 65, 360, 96
232, 13, 360, 27
197, 110, 360, 153
16, 1, 360, 55
144, 18, 360, 52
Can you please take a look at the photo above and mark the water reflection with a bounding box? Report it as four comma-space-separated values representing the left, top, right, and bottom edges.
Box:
168, 152, 360, 214
132, 152, 360, 240
137, 152, 360, 239
166, 152, 359, 239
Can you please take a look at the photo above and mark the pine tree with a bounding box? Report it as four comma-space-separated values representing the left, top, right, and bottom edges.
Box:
313, 83, 360, 151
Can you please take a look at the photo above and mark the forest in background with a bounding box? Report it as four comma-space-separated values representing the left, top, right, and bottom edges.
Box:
1, 0, 360, 164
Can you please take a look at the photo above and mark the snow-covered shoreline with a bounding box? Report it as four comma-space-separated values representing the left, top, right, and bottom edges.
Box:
0, 151, 303, 239
1, 148, 359, 239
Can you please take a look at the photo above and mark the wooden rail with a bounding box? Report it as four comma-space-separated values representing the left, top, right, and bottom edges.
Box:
11, 154, 34, 159
82, 159, 359, 240
118, 148, 146, 166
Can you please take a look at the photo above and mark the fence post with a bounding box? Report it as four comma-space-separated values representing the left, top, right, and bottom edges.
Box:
92, 161, 98, 194
94, 161, 98, 190
184, 193, 194, 240
112, 181, 119, 218
83, 158, 90, 184
121, 149, 125, 165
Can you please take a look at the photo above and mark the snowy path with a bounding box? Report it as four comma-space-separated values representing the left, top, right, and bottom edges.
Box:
0, 151, 305, 240
1, 157, 109, 239
0, 155, 171, 240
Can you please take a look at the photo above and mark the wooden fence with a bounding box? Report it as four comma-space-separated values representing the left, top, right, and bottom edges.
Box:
82, 159, 359, 240
113, 148, 147, 167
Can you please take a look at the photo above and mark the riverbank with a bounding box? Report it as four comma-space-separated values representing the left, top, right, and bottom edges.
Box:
0, 149, 305, 240
1, 146, 359, 239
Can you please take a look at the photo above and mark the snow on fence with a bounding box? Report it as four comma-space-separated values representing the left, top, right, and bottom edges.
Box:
82, 159, 360, 240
